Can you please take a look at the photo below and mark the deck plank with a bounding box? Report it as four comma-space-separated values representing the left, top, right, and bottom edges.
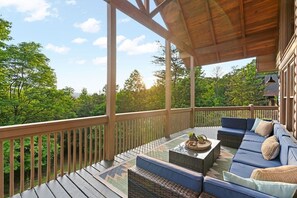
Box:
21, 188, 38, 198
78, 168, 121, 198
66, 173, 104, 198
57, 175, 87, 198
46, 180, 71, 198
34, 183, 55, 198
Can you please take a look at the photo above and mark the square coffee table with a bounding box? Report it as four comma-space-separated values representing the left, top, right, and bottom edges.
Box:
169, 138, 220, 175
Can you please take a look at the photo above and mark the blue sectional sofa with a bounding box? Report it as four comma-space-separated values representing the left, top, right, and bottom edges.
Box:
128, 118, 297, 198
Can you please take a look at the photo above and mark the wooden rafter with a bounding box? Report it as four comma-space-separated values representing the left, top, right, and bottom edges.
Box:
150, 0, 172, 18
195, 29, 277, 54
239, 0, 247, 57
135, 0, 146, 12
205, 0, 220, 62
105, 0, 196, 56
144, 0, 150, 14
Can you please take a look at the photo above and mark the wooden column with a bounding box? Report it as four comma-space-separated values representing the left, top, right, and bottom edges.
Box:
249, 104, 254, 118
165, 40, 171, 138
190, 56, 195, 128
105, 4, 116, 161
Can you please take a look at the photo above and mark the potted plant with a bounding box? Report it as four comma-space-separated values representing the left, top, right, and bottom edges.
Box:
197, 134, 207, 144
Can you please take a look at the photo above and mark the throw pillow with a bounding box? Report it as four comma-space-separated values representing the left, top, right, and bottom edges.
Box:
251, 118, 262, 131
223, 171, 297, 198
261, 135, 280, 160
251, 165, 297, 183
255, 120, 273, 137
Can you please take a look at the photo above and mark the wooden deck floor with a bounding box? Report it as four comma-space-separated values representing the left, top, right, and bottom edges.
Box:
11, 127, 218, 198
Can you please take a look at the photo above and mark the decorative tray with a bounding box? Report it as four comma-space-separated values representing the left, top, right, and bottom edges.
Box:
185, 140, 212, 151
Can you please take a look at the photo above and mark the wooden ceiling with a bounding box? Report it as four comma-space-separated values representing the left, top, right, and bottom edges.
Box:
105, 0, 279, 70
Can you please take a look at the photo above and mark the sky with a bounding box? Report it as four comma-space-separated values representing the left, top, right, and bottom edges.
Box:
0, 0, 254, 94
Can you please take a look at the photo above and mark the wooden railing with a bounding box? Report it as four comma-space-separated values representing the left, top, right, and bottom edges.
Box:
115, 110, 166, 155
0, 116, 107, 197
0, 106, 279, 197
195, 105, 278, 127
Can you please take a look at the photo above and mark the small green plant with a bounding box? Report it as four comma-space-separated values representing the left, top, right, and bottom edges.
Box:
188, 132, 197, 141
197, 134, 207, 144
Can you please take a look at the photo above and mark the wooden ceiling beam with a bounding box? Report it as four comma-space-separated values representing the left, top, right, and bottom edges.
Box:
135, 0, 146, 12
195, 29, 277, 54
150, 0, 172, 18
204, 0, 220, 62
105, 0, 196, 56
239, 0, 247, 57
144, 0, 150, 15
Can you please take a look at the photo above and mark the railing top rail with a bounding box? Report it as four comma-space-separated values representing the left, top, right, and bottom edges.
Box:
116, 109, 166, 121
171, 108, 191, 114
195, 106, 278, 111
0, 115, 108, 140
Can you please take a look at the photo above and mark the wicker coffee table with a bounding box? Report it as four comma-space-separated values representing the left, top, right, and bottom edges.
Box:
169, 138, 220, 175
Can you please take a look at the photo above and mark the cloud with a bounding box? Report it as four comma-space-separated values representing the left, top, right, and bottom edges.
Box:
93, 35, 126, 48
119, 17, 131, 23
0, 0, 55, 22
45, 43, 70, 54
66, 0, 76, 5
75, 59, 86, 64
72, 37, 87, 44
74, 18, 100, 33
118, 35, 159, 55
92, 56, 107, 65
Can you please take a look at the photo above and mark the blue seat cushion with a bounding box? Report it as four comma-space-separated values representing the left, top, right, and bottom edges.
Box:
288, 147, 297, 165
279, 136, 297, 165
233, 149, 281, 168
136, 154, 203, 193
221, 117, 247, 130
239, 141, 262, 153
229, 162, 259, 178
246, 118, 255, 131
243, 134, 266, 143
203, 176, 274, 198
218, 127, 245, 137
245, 131, 260, 136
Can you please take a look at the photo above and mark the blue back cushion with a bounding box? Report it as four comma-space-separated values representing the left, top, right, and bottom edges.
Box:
279, 136, 297, 165
274, 123, 290, 139
221, 117, 247, 130
246, 119, 255, 131
288, 147, 297, 165
136, 154, 203, 193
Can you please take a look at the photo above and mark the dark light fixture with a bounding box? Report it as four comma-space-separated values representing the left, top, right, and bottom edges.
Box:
266, 76, 276, 85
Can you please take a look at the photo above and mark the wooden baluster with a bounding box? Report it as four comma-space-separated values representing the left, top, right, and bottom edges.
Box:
60, 131, 64, 177
54, 132, 57, 180
79, 128, 82, 169
30, 136, 35, 188
0, 140, 3, 198
115, 123, 118, 155
38, 135, 42, 185
89, 128, 93, 166
67, 130, 71, 174
99, 126, 102, 161
9, 139, 14, 197
84, 127, 88, 168
73, 129, 77, 172
20, 137, 24, 192
94, 127, 98, 163
47, 134, 51, 182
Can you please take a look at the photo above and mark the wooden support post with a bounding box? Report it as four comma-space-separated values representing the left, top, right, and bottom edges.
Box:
190, 56, 195, 128
165, 40, 171, 138
105, 4, 116, 161
249, 104, 254, 118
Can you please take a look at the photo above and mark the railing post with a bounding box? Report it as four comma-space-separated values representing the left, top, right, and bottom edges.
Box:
165, 40, 171, 138
249, 104, 254, 118
190, 56, 195, 128
105, 4, 116, 161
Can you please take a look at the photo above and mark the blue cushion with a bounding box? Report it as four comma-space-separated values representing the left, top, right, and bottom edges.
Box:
229, 162, 259, 178
136, 154, 203, 193
245, 131, 260, 136
243, 134, 266, 143
203, 176, 274, 198
274, 123, 290, 139
223, 171, 297, 198
279, 136, 297, 165
246, 118, 255, 131
221, 117, 247, 130
251, 118, 262, 131
233, 149, 281, 168
218, 127, 245, 137
288, 147, 297, 165
239, 141, 262, 153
